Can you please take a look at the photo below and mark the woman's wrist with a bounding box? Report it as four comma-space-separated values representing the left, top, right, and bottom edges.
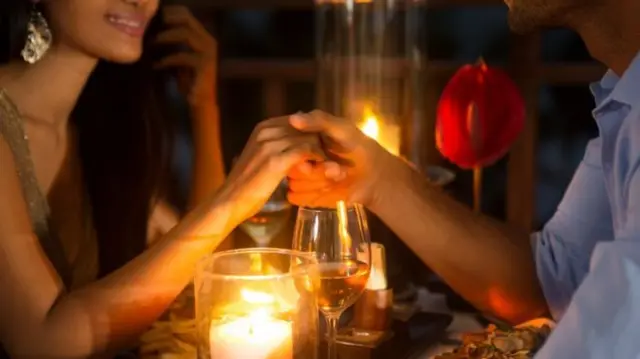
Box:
204, 183, 243, 232
188, 91, 218, 118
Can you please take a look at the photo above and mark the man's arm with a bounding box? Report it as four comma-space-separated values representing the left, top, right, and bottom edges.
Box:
287, 111, 609, 324
369, 137, 611, 324
369, 159, 546, 323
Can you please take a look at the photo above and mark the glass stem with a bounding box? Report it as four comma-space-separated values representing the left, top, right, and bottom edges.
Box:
325, 313, 341, 359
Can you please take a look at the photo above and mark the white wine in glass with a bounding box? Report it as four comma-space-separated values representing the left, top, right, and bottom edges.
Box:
239, 180, 292, 247
292, 203, 371, 359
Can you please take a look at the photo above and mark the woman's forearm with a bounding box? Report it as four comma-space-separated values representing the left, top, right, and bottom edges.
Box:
188, 102, 226, 210
35, 194, 236, 358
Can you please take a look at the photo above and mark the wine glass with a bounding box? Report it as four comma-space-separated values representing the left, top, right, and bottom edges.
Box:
292, 203, 371, 359
239, 179, 292, 247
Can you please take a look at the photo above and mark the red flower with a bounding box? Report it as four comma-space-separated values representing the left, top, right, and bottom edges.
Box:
436, 61, 525, 169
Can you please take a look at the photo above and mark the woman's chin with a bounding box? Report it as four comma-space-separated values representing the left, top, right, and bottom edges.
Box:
97, 47, 143, 64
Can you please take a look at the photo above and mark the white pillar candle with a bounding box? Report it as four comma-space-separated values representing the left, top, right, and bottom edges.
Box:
209, 309, 293, 359
358, 243, 387, 290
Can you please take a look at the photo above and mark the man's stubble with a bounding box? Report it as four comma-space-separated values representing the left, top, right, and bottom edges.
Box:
506, 0, 582, 34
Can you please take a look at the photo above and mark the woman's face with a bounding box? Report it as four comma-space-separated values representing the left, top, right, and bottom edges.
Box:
44, 0, 159, 63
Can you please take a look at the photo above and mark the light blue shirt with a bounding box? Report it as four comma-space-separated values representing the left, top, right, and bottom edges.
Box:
533, 51, 640, 358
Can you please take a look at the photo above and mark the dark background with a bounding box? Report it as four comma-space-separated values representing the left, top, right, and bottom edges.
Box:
170, 5, 599, 230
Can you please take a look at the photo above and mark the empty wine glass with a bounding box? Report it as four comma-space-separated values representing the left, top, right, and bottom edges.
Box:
292, 203, 371, 359
239, 179, 292, 247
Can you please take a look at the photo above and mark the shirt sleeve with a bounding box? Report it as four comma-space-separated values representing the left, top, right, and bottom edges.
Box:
532, 138, 614, 321
534, 235, 640, 358
534, 116, 640, 358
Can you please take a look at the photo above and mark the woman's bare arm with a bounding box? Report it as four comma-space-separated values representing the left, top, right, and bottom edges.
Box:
0, 136, 231, 358
188, 103, 226, 209
185, 102, 231, 251
0, 114, 317, 358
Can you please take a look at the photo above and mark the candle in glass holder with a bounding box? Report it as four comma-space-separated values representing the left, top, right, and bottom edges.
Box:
209, 308, 293, 359
196, 249, 318, 359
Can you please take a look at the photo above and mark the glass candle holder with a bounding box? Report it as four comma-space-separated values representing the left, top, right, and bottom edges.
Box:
315, 0, 430, 299
195, 249, 319, 359
315, 0, 427, 162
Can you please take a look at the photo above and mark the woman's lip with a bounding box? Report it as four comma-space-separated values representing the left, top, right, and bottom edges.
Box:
105, 13, 148, 38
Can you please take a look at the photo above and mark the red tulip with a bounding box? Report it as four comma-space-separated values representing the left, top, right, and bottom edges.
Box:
436, 60, 525, 169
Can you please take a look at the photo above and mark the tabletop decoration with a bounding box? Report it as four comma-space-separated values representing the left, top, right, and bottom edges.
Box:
315, 0, 455, 303
139, 285, 197, 358
352, 243, 393, 333
195, 248, 319, 359
432, 318, 555, 359
314, 0, 426, 165
436, 59, 525, 212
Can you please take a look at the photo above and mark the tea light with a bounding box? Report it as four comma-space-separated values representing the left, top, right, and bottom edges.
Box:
196, 249, 318, 359
209, 309, 293, 359
209, 289, 293, 359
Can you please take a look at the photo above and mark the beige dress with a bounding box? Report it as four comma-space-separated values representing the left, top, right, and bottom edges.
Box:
0, 88, 99, 290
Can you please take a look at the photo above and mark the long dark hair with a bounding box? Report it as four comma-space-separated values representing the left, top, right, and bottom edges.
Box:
0, 0, 175, 277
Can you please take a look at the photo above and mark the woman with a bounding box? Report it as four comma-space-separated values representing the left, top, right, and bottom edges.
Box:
0, 0, 321, 357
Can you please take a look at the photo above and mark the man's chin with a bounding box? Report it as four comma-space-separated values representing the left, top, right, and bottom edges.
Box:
507, 12, 541, 35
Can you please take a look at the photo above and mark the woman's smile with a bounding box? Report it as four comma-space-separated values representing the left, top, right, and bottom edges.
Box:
105, 12, 149, 38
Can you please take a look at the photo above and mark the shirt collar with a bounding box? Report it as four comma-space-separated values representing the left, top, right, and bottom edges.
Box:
590, 50, 640, 112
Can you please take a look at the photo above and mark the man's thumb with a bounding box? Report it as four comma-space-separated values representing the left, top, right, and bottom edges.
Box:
289, 110, 353, 145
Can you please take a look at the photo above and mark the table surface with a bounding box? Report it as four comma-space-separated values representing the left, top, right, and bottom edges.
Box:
140, 285, 484, 359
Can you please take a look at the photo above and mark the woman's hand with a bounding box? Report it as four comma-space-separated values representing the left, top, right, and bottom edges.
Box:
154, 5, 217, 107
217, 116, 327, 225
287, 110, 403, 208
154, 5, 226, 211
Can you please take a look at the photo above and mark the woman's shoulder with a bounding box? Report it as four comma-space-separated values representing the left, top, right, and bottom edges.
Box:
0, 88, 26, 143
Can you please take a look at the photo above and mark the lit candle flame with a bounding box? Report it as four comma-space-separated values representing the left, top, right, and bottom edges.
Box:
357, 105, 400, 156
366, 243, 387, 290
360, 109, 380, 140
241, 289, 275, 305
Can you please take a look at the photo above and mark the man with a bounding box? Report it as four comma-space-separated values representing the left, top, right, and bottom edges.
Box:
285, 0, 640, 355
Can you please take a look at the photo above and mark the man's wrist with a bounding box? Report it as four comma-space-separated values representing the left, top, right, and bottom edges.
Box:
367, 154, 414, 213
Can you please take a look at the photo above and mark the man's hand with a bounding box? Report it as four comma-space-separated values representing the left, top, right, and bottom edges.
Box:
286, 112, 547, 324
287, 110, 405, 208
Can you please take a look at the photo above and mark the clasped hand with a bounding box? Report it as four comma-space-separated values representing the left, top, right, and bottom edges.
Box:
220, 110, 402, 225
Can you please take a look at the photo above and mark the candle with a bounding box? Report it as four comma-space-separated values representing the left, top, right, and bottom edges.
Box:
209, 290, 293, 359
358, 243, 387, 290
358, 106, 401, 156
209, 310, 293, 359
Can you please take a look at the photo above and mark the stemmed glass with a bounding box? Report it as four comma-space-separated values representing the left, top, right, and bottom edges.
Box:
292, 202, 371, 359
239, 179, 292, 247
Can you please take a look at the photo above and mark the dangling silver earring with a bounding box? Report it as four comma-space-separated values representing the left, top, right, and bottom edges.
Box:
21, 4, 52, 64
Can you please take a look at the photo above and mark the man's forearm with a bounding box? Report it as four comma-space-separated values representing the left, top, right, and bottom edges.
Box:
368, 159, 548, 323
